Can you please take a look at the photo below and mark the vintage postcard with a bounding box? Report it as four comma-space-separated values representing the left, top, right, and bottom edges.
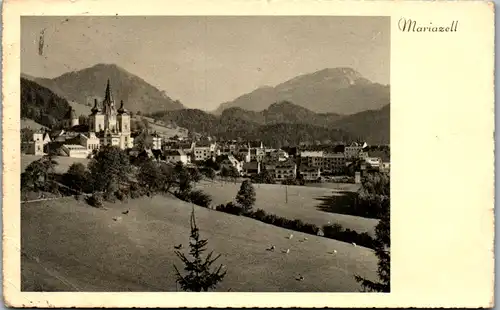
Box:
2, 0, 495, 308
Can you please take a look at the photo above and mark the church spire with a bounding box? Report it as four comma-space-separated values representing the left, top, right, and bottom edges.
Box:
104, 79, 113, 103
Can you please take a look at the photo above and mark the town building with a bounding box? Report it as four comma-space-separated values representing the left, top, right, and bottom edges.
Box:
243, 161, 261, 177
271, 160, 297, 181
219, 154, 243, 175
151, 132, 162, 150
60, 144, 89, 158
31, 130, 51, 155
344, 142, 367, 159
192, 141, 217, 162
164, 149, 190, 165
299, 166, 321, 181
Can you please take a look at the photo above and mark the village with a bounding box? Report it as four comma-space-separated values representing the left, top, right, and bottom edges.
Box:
22, 80, 389, 185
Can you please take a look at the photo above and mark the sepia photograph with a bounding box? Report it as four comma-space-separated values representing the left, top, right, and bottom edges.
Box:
19, 16, 390, 293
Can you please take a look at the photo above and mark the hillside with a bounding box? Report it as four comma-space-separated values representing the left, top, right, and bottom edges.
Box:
21, 195, 377, 292
215, 68, 390, 114
23, 63, 185, 114
20, 77, 72, 129
151, 101, 388, 145
332, 104, 390, 144
221, 101, 343, 127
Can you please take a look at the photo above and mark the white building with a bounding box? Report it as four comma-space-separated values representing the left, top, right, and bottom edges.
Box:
165, 149, 190, 165
88, 79, 132, 150
79, 132, 100, 152
193, 142, 217, 162
152, 133, 162, 150
31, 131, 51, 155
60, 144, 89, 158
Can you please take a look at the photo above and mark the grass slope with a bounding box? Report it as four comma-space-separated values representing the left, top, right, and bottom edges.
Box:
196, 181, 379, 236
21, 195, 377, 292
21, 118, 47, 131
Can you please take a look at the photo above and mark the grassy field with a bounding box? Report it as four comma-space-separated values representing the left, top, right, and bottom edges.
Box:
21, 155, 90, 174
21, 195, 378, 292
69, 101, 92, 117
196, 181, 378, 236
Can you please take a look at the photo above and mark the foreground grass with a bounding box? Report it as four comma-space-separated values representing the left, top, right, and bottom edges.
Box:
21, 195, 377, 292
196, 180, 379, 236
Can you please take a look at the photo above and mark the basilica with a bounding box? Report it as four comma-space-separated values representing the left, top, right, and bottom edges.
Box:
88, 79, 133, 150
33, 79, 135, 158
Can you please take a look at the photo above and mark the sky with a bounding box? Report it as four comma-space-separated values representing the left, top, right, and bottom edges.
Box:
21, 16, 389, 111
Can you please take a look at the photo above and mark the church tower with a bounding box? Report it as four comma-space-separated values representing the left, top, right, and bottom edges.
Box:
117, 100, 130, 134
102, 79, 117, 131
89, 98, 105, 132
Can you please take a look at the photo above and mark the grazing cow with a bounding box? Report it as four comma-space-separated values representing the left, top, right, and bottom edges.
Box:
122, 210, 129, 215
282, 248, 290, 254
174, 244, 182, 250
288, 234, 294, 239
296, 274, 304, 281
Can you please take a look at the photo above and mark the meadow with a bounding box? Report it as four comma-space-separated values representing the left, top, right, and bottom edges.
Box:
196, 181, 379, 236
21, 195, 378, 292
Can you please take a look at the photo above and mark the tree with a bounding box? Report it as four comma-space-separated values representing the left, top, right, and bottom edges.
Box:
63, 162, 90, 192
235, 180, 256, 213
202, 167, 216, 181
138, 158, 164, 194
354, 173, 390, 292
88, 146, 131, 194
174, 209, 227, 292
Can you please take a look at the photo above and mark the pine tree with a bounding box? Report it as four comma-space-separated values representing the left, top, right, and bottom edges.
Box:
235, 180, 256, 213
174, 209, 227, 292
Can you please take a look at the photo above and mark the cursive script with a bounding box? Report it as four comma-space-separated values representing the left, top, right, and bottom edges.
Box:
398, 18, 458, 32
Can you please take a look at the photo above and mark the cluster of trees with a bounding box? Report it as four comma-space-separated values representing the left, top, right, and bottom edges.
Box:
354, 172, 390, 292
21, 78, 71, 129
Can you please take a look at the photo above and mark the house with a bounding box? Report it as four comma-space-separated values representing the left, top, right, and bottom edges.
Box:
151, 132, 162, 150
344, 142, 367, 159
249, 148, 265, 162
299, 166, 321, 181
237, 148, 251, 163
273, 160, 297, 181
300, 150, 346, 174
364, 157, 383, 169
60, 144, 90, 158
271, 149, 289, 162
79, 132, 100, 152
219, 155, 243, 175
243, 161, 261, 176
193, 141, 217, 162
31, 131, 51, 155
165, 149, 190, 165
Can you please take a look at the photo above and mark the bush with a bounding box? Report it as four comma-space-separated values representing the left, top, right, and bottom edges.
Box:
115, 190, 127, 201
323, 224, 375, 249
86, 193, 104, 208
215, 202, 244, 216
187, 190, 212, 208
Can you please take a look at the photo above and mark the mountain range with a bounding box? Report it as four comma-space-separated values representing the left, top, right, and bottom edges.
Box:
150, 101, 389, 145
214, 67, 390, 115
22, 64, 185, 114
21, 64, 390, 145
